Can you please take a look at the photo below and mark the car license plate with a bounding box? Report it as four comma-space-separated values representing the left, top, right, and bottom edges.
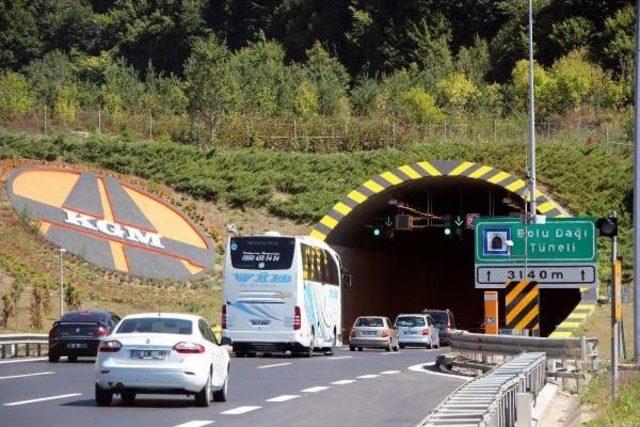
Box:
67, 343, 87, 349
130, 350, 166, 360
361, 331, 377, 336
404, 330, 418, 335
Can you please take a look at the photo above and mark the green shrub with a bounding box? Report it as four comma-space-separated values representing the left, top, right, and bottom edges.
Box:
304, 42, 350, 116
549, 50, 604, 112
510, 59, 556, 115
0, 72, 33, 119
293, 80, 319, 119
401, 87, 444, 124
436, 73, 479, 115
54, 84, 80, 123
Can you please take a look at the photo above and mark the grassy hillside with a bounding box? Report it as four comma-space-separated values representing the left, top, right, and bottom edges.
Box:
583, 370, 640, 426
0, 131, 633, 278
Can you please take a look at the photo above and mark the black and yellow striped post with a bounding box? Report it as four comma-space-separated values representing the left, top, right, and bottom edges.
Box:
505, 280, 540, 333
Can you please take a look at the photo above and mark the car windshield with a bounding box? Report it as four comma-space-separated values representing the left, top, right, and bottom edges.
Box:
116, 318, 193, 335
425, 311, 449, 326
355, 317, 383, 327
395, 316, 426, 327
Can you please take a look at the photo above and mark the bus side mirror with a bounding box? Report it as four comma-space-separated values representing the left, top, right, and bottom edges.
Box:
341, 270, 352, 288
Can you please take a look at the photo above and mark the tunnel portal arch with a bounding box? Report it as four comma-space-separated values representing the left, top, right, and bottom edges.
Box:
309, 160, 592, 338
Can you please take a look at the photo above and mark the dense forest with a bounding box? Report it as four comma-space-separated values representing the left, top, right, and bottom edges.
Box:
0, 0, 636, 146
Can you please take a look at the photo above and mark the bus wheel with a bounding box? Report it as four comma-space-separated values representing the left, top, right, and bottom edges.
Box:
349, 345, 355, 351
325, 334, 337, 356
305, 332, 315, 358
305, 345, 313, 358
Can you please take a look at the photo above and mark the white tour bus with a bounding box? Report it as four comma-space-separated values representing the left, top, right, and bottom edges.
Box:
222, 233, 347, 357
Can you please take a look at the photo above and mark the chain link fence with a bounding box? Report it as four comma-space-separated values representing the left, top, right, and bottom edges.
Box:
1, 107, 631, 152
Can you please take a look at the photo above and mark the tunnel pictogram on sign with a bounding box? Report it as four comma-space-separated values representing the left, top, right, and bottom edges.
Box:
505, 280, 540, 331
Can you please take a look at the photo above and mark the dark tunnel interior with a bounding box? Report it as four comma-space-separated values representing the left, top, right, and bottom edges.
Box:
328, 177, 580, 337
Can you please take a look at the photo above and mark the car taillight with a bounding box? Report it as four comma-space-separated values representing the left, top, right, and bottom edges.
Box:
173, 342, 205, 354
221, 304, 227, 329
99, 340, 122, 353
350, 329, 357, 337
49, 325, 59, 337
293, 306, 301, 330
448, 318, 452, 329
380, 330, 390, 338
96, 326, 109, 337
422, 328, 430, 336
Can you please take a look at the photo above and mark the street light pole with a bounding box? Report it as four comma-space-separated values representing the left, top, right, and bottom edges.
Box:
59, 248, 66, 316
528, 0, 537, 220
634, 0, 640, 366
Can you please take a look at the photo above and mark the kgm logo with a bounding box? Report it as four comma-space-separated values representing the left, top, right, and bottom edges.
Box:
63, 209, 165, 249
6, 167, 215, 280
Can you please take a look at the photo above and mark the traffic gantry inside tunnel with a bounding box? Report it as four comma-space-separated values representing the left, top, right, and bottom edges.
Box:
310, 160, 585, 338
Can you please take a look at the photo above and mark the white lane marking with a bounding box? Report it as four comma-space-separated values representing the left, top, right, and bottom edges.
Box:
381, 352, 401, 355
0, 357, 48, 365
257, 362, 292, 369
4, 393, 82, 407
380, 370, 401, 375
266, 394, 300, 402
331, 379, 356, 385
357, 374, 380, 379
301, 386, 329, 393
221, 406, 261, 415
0, 371, 55, 380
408, 362, 471, 381
328, 356, 352, 360
172, 421, 215, 427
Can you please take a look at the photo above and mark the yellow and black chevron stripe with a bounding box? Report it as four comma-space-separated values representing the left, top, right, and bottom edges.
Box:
549, 287, 597, 338
505, 280, 540, 331
309, 159, 567, 241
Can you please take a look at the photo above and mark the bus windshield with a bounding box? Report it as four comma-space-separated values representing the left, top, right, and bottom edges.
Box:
230, 236, 295, 270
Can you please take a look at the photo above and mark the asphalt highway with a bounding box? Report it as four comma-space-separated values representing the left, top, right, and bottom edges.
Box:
0, 348, 466, 427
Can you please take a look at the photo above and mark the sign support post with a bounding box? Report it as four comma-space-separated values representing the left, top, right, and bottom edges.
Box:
527, 0, 537, 219
633, 0, 640, 367
59, 248, 66, 317
611, 212, 620, 400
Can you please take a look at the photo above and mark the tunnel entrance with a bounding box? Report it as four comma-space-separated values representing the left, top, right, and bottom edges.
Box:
321, 174, 580, 337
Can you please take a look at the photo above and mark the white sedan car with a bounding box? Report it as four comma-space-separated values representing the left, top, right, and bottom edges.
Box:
94, 313, 230, 407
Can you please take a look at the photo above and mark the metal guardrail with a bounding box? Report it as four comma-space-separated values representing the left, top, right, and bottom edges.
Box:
420, 352, 546, 427
449, 331, 598, 370
0, 334, 48, 359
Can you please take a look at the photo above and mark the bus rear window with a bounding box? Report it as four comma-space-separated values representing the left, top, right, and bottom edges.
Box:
230, 237, 295, 270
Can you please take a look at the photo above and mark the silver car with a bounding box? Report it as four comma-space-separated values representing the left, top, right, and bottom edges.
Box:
395, 314, 440, 349
349, 316, 399, 352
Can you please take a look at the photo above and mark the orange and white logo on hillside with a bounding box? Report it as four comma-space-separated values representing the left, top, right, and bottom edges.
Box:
6, 167, 215, 280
